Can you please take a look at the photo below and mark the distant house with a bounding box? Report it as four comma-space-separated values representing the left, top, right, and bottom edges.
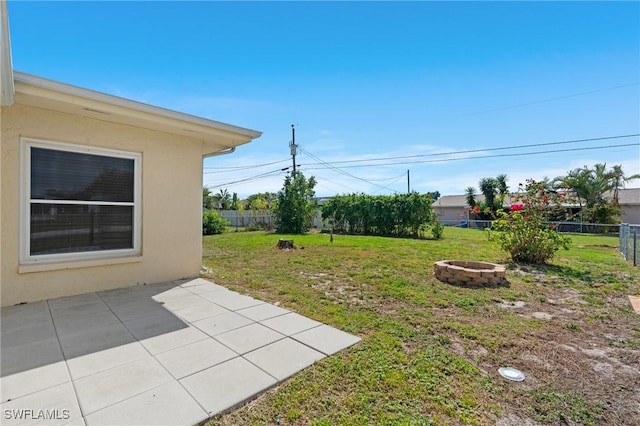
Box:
433, 188, 640, 225
0, 4, 261, 306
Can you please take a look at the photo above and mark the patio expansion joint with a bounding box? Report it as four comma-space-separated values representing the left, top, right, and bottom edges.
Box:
46, 298, 87, 419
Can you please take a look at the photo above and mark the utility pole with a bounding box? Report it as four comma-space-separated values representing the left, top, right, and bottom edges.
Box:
290, 124, 297, 173
407, 169, 410, 193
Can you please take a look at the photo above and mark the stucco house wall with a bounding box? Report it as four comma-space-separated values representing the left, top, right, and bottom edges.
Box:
0, 5, 260, 307
1, 103, 206, 306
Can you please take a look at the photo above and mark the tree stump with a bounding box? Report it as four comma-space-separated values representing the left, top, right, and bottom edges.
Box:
276, 239, 295, 250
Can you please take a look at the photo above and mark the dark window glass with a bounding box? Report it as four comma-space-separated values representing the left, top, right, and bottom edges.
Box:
30, 204, 133, 255
31, 147, 134, 202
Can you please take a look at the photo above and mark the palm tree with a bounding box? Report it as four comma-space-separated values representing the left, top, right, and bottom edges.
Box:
464, 186, 477, 207
214, 188, 231, 210
496, 174, 509, 206
609, 164, 640, 205
479, 177, 498, 210
202, 187, 214, 210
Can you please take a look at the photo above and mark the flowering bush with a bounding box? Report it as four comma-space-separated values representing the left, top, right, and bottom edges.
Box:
491, 179, 571, 264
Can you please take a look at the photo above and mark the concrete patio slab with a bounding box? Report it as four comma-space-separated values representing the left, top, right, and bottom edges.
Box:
137, 325, 209, 355
66, 342, 150, 380
1, 361, 69, 402
244, 338, 325, 381
1, 381, 84, 426
171, 301, 229, 323
213, 323, 285, 355
200, 289, 265, 311
260, 312, 322, 336
58, 323, 136, 359
0, 301, 52, 329
179, 357, 277, 416
49, 299, 110, 320
155, 338, 236, 379
84, 381, 206, 426
0, 278, 361, 425
1, 337, 64, 376
122, 310, 189, 341
182, 281, 226, 294
191, 310, 253, 337
2, 320, 57, 348
292, 324, 362, 355
53, 310, 121, 337
73, 358, 172, 415
236, 303, 290, 321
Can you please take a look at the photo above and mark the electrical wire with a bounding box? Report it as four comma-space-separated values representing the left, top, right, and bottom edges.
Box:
438, 83, 640, 121
203, 158, 290, 174
302, 134, 639, 166
301, 142, 640, 170
205, 167, 287, 189
299, 148, 400, 193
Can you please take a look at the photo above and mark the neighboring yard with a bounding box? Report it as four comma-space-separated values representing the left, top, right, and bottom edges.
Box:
202, 228, 640, 425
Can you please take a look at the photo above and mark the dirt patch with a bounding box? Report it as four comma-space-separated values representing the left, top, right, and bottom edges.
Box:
300, 271, 374, 307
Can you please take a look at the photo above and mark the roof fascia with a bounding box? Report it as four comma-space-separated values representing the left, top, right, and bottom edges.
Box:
13, 71, 262, 142
0, 0, 15, 107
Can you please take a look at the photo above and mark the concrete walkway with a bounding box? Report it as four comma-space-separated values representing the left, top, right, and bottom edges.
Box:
1, 278, 360, 425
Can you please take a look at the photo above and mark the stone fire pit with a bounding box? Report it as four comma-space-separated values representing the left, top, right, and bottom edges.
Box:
434, 260, 506, 286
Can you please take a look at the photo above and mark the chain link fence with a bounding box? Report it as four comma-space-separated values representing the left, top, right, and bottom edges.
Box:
439, 220, 621, 234
619, 223, 639, 266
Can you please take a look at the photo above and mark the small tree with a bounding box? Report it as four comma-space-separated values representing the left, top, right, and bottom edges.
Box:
273, 171, 318, 234
491, 179, 571, 264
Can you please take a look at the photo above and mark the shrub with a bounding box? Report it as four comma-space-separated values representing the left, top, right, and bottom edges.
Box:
431, 219, 444, 239
491, 179, 571, 264
203, 210, 230, 235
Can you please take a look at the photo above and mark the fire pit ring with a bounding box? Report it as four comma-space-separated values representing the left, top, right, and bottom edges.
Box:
434, 260, 506, 286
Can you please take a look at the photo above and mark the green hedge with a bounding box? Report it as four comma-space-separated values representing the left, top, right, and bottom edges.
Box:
321, 192, 435, 238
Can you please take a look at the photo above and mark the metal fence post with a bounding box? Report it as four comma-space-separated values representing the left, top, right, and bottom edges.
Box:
633, 229, 638, 267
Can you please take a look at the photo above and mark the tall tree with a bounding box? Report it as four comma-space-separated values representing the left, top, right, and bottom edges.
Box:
610, 164, 640, 205
553, 163, 639, 223
273, 172, 318, 234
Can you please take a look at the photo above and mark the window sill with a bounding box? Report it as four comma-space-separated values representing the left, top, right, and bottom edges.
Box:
18, 256, 143, 274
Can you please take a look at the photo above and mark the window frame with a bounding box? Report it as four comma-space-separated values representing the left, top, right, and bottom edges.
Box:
20, 137, 142, 265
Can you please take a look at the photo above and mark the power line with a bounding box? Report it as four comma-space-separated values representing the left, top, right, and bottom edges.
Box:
206, 167, 287, 189
301, 142, 640, 170
301, 134, 639, 166
438, 83, 640, 121
203, 158, 290, 174
299, 148, 400, 193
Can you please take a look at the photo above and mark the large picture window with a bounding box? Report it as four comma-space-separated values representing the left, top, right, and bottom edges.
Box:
21, 139, 141, 263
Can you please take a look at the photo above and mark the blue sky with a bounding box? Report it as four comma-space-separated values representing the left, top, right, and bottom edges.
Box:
8, 1, 640, 198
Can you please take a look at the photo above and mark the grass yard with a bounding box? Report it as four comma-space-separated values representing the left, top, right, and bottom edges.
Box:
202, 227, 640, 425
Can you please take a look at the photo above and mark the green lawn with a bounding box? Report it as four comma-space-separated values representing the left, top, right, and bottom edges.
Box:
203, 228, 640, 425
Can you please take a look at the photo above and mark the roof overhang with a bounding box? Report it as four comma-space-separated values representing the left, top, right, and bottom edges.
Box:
0, 0, 15, 107
12, 71, 262, 155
